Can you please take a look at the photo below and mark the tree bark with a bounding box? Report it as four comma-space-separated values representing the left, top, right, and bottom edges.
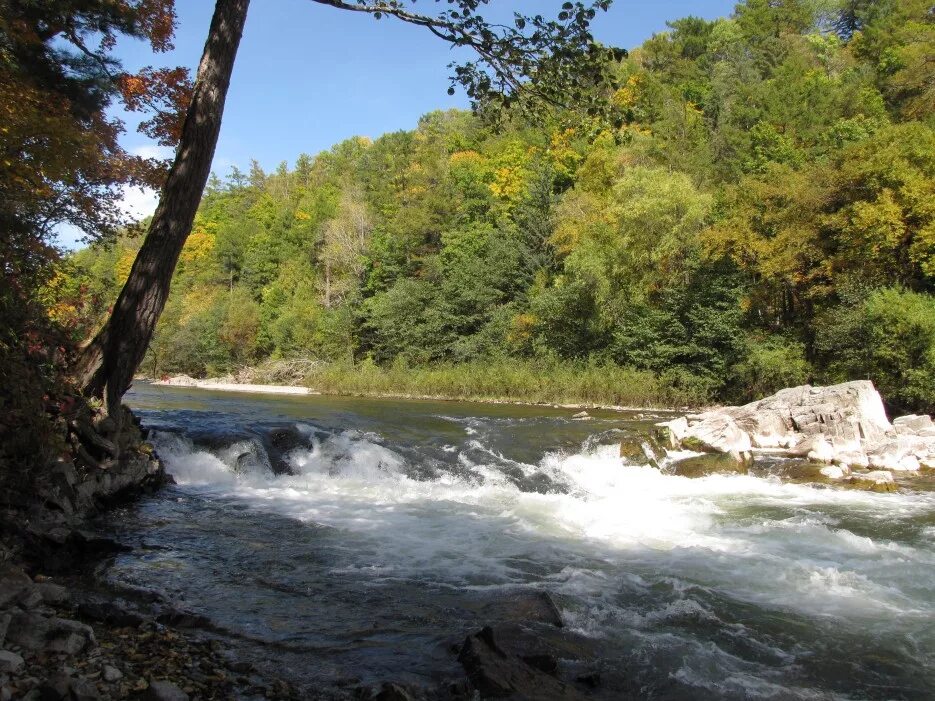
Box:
76, 0, 250, 412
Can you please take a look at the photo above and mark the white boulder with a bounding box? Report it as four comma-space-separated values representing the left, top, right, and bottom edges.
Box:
656, 380, 934, 481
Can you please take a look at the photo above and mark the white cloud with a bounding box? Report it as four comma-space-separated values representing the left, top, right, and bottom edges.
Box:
132, 144, 175, 161
119, 184, 160, 221
52, 185, 159, 251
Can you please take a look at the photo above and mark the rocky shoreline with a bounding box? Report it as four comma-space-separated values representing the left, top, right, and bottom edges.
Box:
0, 398, 316, 700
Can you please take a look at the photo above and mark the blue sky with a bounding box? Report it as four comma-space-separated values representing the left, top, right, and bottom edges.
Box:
59, 0, 738, 246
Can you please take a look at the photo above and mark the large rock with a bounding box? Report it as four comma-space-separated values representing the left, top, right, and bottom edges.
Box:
458, 627, 586, 700
5, 612, 96, 654
142, 680, 190, 701
656, 381, 935, 480
671, 453, 749, 478
0, 650, 24, 674
844, 470, 897, 493
677, 413, 752, 461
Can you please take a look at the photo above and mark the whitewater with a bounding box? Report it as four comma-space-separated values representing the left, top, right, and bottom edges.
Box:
101, 383, 935, 699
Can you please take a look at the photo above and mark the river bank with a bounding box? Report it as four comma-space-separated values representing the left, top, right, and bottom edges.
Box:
149, 358, 709, 411
0, 396, 309, 700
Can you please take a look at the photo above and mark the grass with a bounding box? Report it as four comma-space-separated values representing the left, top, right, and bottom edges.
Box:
301, 358, 709, 409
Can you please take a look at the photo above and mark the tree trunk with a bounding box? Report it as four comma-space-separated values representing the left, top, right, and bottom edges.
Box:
76, 0, 250, 412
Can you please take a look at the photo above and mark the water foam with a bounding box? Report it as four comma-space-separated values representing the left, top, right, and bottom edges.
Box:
149, 425, 935, 695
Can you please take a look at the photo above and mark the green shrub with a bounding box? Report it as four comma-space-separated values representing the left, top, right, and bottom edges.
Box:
730, 335, 812, 402
816, 287, 935, 413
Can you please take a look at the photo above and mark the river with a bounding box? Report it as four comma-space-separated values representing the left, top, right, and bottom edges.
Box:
98, 382, 935, 699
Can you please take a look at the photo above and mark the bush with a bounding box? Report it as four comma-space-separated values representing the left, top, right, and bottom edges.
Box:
730, 335, 811, 402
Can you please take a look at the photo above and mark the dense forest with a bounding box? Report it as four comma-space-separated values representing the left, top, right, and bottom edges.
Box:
59, 0, 935, 411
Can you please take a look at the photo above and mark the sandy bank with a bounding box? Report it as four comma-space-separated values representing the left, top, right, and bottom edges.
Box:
152, 375, 315, 395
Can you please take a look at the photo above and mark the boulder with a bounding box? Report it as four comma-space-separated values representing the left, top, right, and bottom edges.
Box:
0, 650, 24, 674
458, 627, 586, 700
670, 453, 748, 478
0, 567, 35, 608
5, 612, 95, 654
819, 465, 848, 480
618, 439, 659, 467
844, 471, 897, 493
36, 582, 69, 605
655, 381, 935, 479
478, 591, 564, 628
676, 414, 752, 461
374, 683, 416, 701
893, 415, 935, 434
867, 436, 931, 471
142, 680, 189, 701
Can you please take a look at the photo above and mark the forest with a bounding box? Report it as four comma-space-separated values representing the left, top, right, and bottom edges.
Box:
57, 0, 935, 411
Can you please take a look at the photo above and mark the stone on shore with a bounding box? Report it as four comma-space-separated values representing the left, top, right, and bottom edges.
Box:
143, 680, 190, 701
5, 612, 96, 654
0, 650, 24, 675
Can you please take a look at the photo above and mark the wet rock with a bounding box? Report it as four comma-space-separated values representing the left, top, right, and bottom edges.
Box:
68, 677, 100, 701
575, 672, 600, 689
155, 608, 210, 629
142, 680, 189, 701
102, 665, 123, 682
37, 672, 72, 700
36, 583, 69, 605
479, 590, 564, 628
35, 673, 100, 701
374, 682, 416, 701
654, 418, 687, 449
0, 566, 35, 608
6, 612, 96, 654
618, 439, 658, 467
264, 425, 306, 475
671, 453, 748, 478
0, 612, 10, 646
844, 471, 897, 493
458, 627, 585, 700
0, 650, 24, 674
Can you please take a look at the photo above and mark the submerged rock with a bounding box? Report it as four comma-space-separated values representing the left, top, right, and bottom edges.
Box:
670, 453, 749, 478
479, 590, 564, 628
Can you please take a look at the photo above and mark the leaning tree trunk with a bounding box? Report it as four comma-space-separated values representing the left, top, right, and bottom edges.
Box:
76, 0, 250, 414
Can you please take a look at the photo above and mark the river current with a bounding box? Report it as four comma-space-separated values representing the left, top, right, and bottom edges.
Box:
100, 383, 935, 699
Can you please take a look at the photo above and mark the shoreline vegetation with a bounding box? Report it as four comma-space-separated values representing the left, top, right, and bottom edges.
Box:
147, 358, 706, 410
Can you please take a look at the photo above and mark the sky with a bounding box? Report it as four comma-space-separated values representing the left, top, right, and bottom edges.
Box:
58, 0, 738, 247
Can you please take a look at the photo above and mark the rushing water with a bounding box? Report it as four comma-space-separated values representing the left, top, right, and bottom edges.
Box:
101, 382, 935, 699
